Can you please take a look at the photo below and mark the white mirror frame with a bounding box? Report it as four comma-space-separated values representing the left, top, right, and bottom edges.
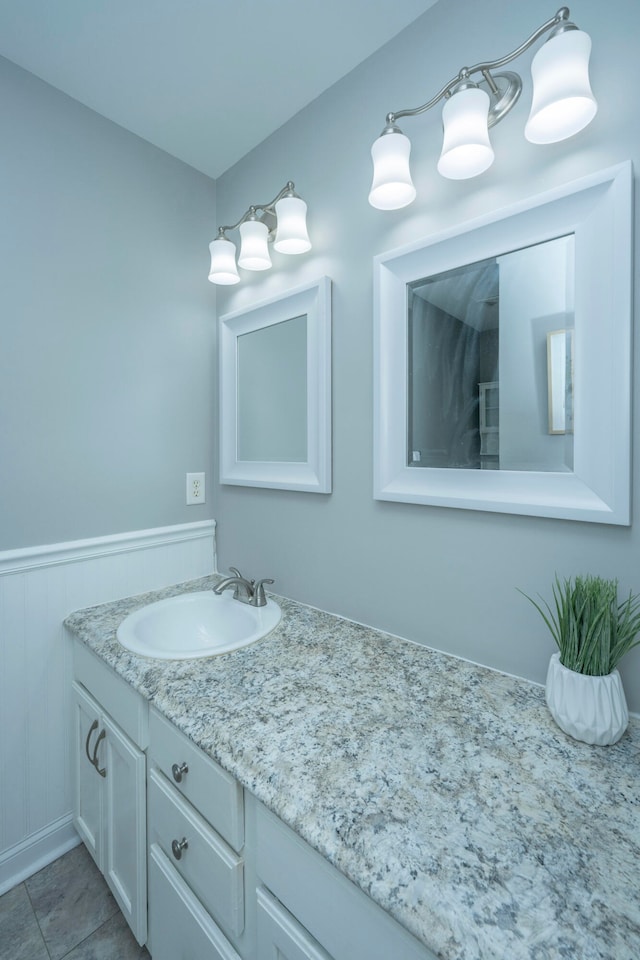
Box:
374, 162, 633, 524
220, 276, 332, 492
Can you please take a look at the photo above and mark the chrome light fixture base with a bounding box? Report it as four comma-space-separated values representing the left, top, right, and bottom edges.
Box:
481, 71, 523, 128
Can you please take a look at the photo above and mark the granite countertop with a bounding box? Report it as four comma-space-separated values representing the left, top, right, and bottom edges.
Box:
64, 576, 640, 960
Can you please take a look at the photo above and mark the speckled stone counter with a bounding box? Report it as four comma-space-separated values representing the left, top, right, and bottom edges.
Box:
65, 576, 640, 960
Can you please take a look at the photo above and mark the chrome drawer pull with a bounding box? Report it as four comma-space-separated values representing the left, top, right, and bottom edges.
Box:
171, 762, 188, 783
171, 837, 188, 860
85, 719, 99, 766
93, 729, 107, 778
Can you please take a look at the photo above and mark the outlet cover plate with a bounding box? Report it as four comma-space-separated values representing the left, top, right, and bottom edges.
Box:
186, 472, 205, 505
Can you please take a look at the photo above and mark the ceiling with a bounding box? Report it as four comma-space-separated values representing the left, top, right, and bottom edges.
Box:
0, 0, 439, 179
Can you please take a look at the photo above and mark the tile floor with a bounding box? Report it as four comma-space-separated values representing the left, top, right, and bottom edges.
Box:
0, 843, 150, 960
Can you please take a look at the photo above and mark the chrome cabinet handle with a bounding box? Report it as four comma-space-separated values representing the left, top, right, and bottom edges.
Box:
85, 720, 106, 778
93, 729, 107, 778
85, 719, 99, 766
171, 837, 188, 860
172, 762, 188, 783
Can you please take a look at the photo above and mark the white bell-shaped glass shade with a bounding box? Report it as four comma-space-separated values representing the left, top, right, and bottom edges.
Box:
208, 237, 240, 285
368, 131, 416, 210
273, 196, 311, 254
437, 87, 494, 180
238, 220, 272, 271
525, 29, 597, 144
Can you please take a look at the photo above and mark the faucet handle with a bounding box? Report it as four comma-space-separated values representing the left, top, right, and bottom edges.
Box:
252, 578, 274, 607
228, 566, 245, 580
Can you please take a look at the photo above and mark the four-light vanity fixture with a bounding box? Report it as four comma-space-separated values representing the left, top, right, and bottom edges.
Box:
208, 181, 311, 284
369, 6, 597, 210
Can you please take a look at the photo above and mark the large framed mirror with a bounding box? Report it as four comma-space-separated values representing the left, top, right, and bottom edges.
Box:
374, 163, 632, 524
220, 276, 332, 492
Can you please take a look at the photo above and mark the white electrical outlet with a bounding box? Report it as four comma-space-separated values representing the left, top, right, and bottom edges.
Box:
186, 472, 205, 505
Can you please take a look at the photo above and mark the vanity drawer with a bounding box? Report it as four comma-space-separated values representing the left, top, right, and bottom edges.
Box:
149, 843, 241, 960
149, 707, 244, 850
257, 886, 333, 960
149, 767, 244, 939
255, 800, 435, 960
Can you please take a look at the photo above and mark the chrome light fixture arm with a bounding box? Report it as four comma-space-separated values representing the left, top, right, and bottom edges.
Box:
216, 181, 299, 240
467, 7, 573, 77
383, 8, 573, 131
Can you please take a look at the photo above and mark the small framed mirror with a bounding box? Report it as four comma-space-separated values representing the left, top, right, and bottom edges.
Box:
374, 163, 632, 524
220, 277, 332, 492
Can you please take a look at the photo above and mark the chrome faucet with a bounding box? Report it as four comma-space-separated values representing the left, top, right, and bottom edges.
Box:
213, 567, 274, 607
214, 574, 254, 603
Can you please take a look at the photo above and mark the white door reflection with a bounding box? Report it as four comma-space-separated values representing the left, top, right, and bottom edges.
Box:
547, 329, 574, 435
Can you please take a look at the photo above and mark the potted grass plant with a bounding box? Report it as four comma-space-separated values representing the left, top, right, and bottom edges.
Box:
522, 574, 640, 745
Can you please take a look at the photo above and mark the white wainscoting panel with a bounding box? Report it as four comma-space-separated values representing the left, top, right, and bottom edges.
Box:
0, 520, 216, 894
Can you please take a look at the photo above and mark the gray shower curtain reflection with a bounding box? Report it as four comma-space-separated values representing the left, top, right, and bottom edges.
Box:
408, 261, 499, 469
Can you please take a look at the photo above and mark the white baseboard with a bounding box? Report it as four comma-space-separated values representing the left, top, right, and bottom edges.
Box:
0, 816, 80, 895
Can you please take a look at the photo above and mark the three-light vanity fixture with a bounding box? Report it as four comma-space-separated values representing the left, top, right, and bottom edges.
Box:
369, 6, 597, 210
208, 181, 311, 285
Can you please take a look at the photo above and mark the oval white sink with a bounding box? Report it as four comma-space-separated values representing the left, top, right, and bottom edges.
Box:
116, 590, 281, 660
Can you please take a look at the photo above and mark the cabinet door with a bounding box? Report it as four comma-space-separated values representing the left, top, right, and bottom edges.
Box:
71, 681, 104, 869
257, 887, 333, 960
149, 844, 241, 960
102, 713, 147, 945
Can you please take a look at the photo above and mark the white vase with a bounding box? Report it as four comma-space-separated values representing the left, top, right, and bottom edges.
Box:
545, 652, 629, 745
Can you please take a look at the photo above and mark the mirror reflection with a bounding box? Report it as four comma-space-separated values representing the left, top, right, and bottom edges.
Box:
237, 314, 307, 462
407, 234, 574, 472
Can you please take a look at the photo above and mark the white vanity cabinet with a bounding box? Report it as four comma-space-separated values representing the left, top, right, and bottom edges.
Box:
146, 707, 436, 960
147, 707, 246, 960
71, 641, 148, 945
70, 639, 436, 960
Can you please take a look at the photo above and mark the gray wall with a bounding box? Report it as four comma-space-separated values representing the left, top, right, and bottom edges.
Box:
0, 57, 216, 550
214, 0, 640, 712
